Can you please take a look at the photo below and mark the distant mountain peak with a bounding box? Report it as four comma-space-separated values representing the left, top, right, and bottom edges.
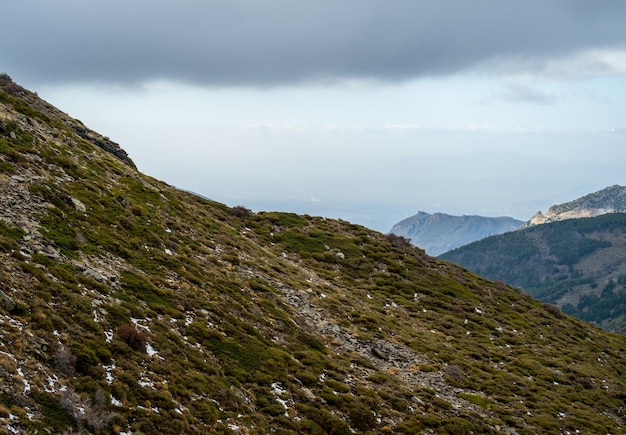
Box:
522, 185, 626, 228
389, 211, 523, 256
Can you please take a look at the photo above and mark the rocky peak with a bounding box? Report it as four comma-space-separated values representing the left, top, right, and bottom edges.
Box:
527, 210, 547, 226
522, 185, 626, 228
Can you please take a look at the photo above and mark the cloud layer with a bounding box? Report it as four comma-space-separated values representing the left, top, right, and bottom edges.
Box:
4, 1, 626, 87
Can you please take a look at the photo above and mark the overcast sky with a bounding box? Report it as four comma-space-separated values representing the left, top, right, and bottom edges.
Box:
3, 1, 626, 232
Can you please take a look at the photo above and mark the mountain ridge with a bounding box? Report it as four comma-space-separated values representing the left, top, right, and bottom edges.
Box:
523, 184, 626, 228
1, 74, 625, 434
389, 211, 522, 256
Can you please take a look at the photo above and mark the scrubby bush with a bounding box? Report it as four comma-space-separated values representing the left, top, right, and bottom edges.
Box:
232, 205, 253, 217
385, 233, 412, 249
116, 323, 147, 352
444, 364, 464, 384
543, 303, 562, 318
55, 346, 77, 376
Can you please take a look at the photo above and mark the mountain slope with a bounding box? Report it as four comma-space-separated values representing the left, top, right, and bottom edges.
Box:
389, 212, 522, 256
1, 74, 626, 434
524, 185, 626, 227
440, 213, 626, 332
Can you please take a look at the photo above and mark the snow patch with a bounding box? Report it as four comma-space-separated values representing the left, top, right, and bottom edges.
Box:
185, 313, 194, 326
271, 382, 291, 412
131, 317, 151, 332
146, 343, 158, 357
16, 367, 30, 394
111, 396, 123, 407
44, 374, 61, 393
104, 329, 114, 343
104, 363, 116, 385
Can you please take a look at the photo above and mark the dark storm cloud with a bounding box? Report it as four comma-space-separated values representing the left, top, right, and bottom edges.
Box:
3, 0, 626, 87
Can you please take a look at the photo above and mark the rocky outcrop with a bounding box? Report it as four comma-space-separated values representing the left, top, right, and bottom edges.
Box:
522, 185, 626, 228
0, 73, 134, 168
67, 120, 134, 166
0, 290, 16, 312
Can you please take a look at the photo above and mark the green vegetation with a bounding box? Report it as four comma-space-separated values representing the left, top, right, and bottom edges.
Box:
441, 213, 626, 330
0, 76, 625, 434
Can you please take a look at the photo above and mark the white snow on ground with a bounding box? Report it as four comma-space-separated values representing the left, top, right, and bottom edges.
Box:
271, 382, 291, 415
16, 367, 30, 394
104, 363, 116, 384
185, 313, 194, 326
0, 315, 24, 332
104, 329, 114, 343
137, 372, 158, 389
111, 396, 123, 407
131, 317, 151, 332
44, 374, 60, 393
146, 343, 159, 357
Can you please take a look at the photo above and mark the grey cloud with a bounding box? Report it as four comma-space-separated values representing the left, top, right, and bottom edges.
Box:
491, 83, 559, 105
3, 1, 626, 87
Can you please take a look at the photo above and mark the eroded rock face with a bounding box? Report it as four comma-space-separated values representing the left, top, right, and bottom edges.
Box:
0, 289, 16, 312
522, 185, 626, 228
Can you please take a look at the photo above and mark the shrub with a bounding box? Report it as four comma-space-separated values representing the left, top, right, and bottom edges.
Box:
347, 403, 376, 430
232, 205, 253, 218
385, 233, 412, 249
444, 365, 464, 384
55, 346, 77, 376
543, 303, 562, 318
117, 324, 148, 353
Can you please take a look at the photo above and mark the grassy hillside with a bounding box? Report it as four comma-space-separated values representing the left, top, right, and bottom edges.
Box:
1, 74, 626, 434
440, 214, 626, 332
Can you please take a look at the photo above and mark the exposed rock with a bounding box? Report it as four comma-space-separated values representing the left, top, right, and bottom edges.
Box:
67, 121, 134, 166
70, 196, 86, 213
0, 290, 16, 312
522, 185, 626, 228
